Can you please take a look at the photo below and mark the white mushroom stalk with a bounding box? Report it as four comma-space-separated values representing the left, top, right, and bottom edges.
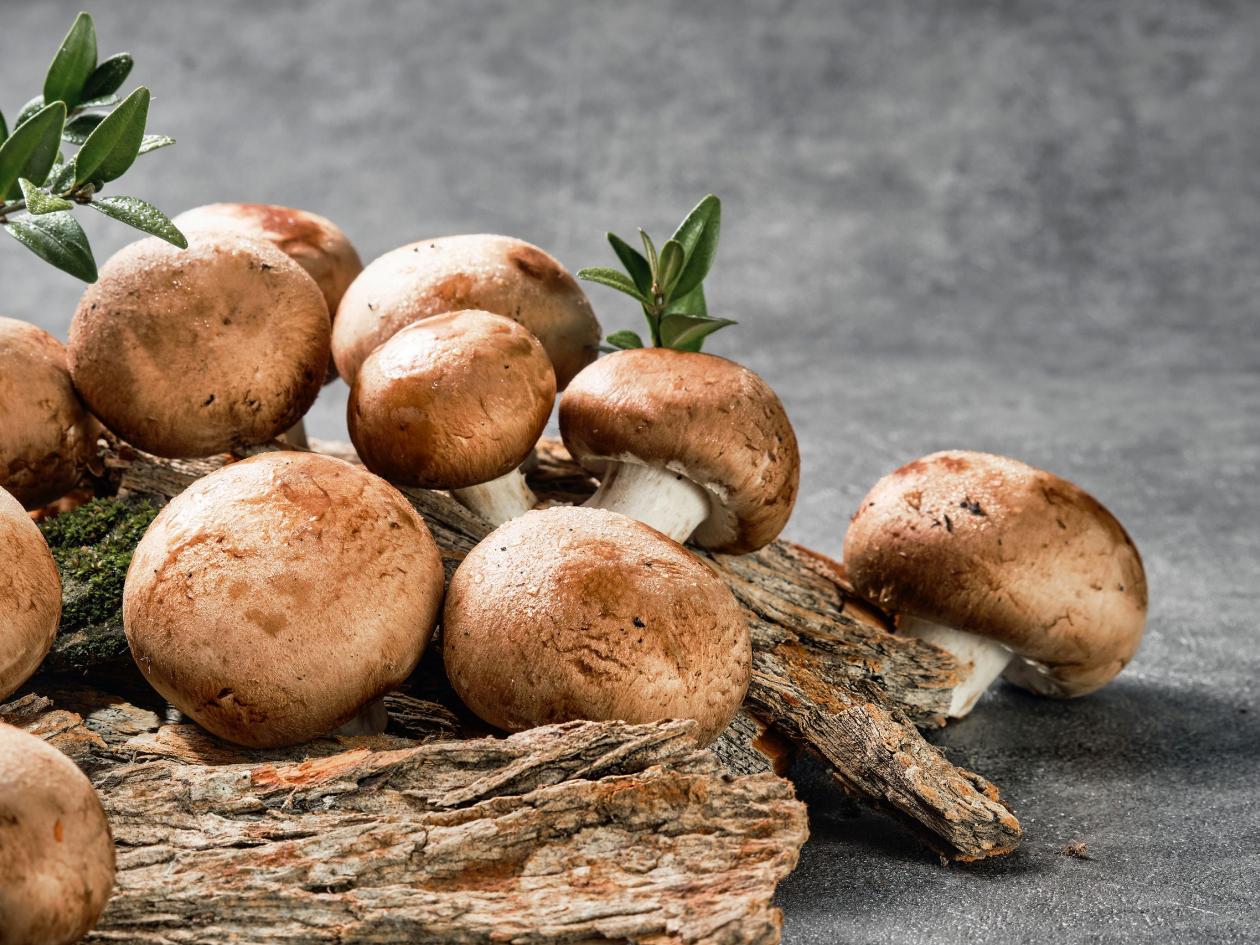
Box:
583, 460, 710, 544
332, 696, 389, 736
282, 417, 310, 450
899, 615, 1013, 719
453, 467, 538, 527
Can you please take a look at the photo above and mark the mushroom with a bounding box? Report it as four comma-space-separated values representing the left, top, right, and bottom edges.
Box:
0, 722, 115, 945
443, 506, 752, 745
559, 348, 800, 554
0, 317, 100, 509
348, 310, 555, 525
331, 234, 601, 389
68, 233, 330, 459
0, 486, 61, 701
843, 450, 1148, 718
123, 451, 445, 747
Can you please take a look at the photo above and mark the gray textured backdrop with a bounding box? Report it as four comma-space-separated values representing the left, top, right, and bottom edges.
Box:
2, 1, 1257, 942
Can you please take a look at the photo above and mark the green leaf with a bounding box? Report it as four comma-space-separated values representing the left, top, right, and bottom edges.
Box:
639, 229, 658, 277
137, 134, 175, 156
76, 87, 149, 186
15, 97, 46, 129
43, 12, 98, 109
4, 210, 97, 282
607, 232, 652, 294
46, 161, 77, 193
670, 194, 721, 300
18, 178, 73, 214
577, 266, 648, 302
81, 53, 134, 101
0, 101, 67, 200
76, 94, 120, 110
659, 313, 736, 352
62, 112, 104, 145
656, 239, 685, 295
88, 195, 187, 248
0, 111, 7, 147
605, 330, 645, 350
667, 284, 708, 317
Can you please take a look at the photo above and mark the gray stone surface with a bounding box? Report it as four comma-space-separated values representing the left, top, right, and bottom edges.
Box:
2, 1, 1256, 941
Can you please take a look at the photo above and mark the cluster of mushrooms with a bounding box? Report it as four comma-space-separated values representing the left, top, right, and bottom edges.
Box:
0, 202, 1148, 942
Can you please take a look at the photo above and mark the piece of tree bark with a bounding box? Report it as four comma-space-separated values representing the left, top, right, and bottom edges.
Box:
3, 690, 807, 945
47, 436, 1021, 861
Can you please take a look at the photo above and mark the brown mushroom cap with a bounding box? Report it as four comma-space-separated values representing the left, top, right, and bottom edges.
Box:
349, 310, 555, 489
843, 450, 1148, 698
443, 506, 752, 745
0, 486, 61, 700
331, 235, 600, 388
122, 451, 444, 747
0, 317, 99, 509
68, 234, 330, 458
559, 348, 801, 554
0, 722, 115, 945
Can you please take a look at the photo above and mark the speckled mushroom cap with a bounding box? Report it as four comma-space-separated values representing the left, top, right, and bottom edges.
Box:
559, 348, 801, 554
68, 234, 330, 458
0, 722, 115, 945
0, 317, 99, 509
331, 234, 600, 388
843, 450, 1148, 698
174, 203, 362, 382
122, 451, 445, 748
349, 310, 556, 489
443, 506, 752, 745
0, 487, 61, 701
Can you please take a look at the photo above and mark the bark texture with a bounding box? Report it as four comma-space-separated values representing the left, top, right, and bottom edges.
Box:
2, 691, 806, 945
40, 436, 1021, 861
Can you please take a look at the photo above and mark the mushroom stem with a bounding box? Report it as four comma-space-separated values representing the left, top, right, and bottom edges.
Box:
583, 461, 709, 544
452, 468, 537, 527
332, 697, 389, 737
282, 417, 310, 450
899, 616, 1012, 719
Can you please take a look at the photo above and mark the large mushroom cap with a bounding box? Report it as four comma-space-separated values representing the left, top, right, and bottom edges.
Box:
0, 722, 115, 945
0, 317, 99, 509
559, 348, 800, 554
331, 235, 600, 388
843, 450, 1148, 698
349, 310, 555, 489
0, 486, 61, 700
443, 506, 752, 745
68, 234, 330, 458
123, 451, 445, 747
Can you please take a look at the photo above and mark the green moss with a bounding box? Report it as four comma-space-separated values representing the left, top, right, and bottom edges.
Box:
39, 497, 160, 670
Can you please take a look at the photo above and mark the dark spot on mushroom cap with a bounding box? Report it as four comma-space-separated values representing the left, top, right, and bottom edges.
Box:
241, 203, 328, 255
508, 245, 574, 291
431, 272, 475, 307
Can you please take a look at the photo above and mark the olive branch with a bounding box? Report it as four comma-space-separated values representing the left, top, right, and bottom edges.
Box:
0, 11, 185, 282
579, 194, 736, 352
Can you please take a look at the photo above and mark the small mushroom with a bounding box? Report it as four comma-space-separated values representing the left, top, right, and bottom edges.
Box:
349, 310, 555, 526
0, 317, 100, 509
122, 451, 445, 747
331, 234, 601, 388
0, 486, 61, 700
843, 450, 1148, 718
443, 506, 752, 745
559, 348, 800, 554
68, 234, 330, 459
173, 202, 362, 389
0, 722, 116, 945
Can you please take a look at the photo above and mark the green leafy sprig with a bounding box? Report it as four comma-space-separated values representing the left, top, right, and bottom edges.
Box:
0, 11, 185, 282
579, 194, 736, 352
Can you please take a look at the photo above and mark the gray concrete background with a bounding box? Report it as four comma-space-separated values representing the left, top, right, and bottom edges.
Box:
2, 1, 1257, 941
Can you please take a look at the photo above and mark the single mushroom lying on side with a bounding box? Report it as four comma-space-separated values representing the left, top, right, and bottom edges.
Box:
0, 486, 61, 701
0, 317, 100, 509
122, 452, 445, 747
348, 310, 555, 525
0, 723, 116, 945
844, 450, 1149, 718
559, 348, 800, 554
68, 234, 330, 459
443, 506, 752, 745
331, 234, 601, 388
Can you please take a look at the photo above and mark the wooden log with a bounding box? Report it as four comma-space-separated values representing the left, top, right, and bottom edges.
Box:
2, 691, 807, 945
39, 436, 1021, 861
